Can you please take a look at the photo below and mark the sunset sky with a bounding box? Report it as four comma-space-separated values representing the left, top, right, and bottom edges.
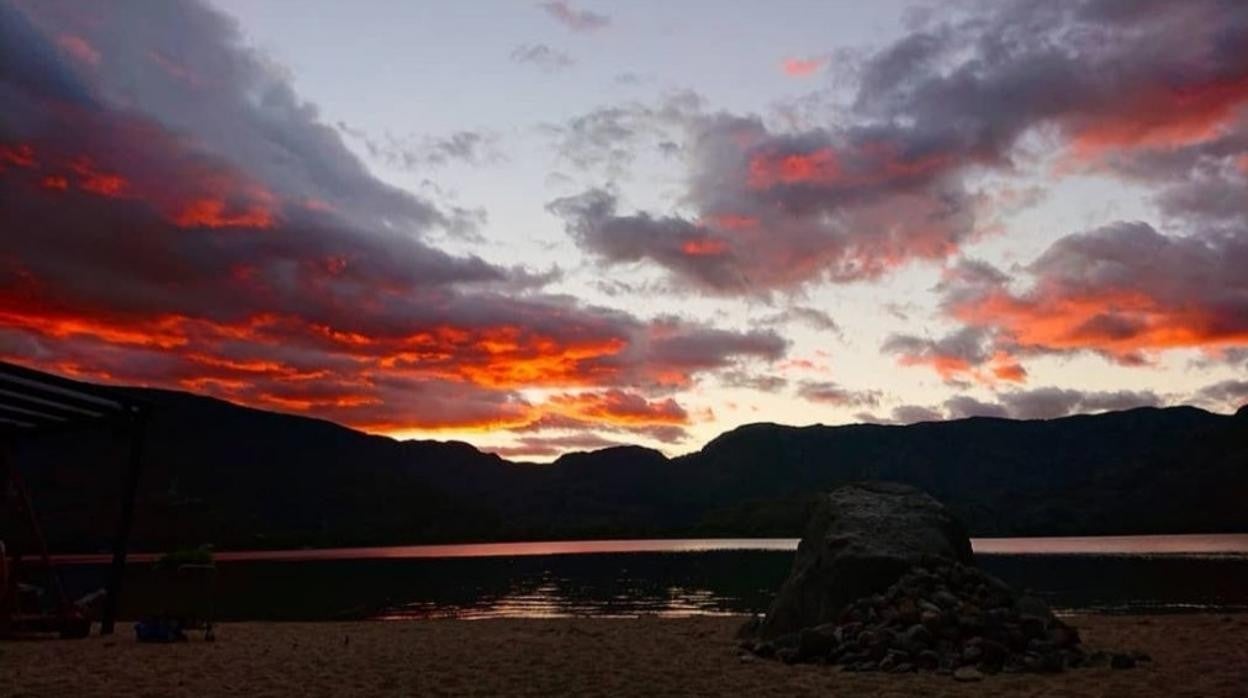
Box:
2, 0, 1246, 460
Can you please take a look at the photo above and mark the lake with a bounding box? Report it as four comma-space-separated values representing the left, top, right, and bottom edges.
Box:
52, 534, 1248, 621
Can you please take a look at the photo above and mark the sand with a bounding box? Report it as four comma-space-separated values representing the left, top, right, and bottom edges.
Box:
3, 614, 1247, 697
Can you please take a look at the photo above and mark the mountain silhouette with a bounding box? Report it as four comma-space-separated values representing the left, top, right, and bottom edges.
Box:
10, 386, 1247, 552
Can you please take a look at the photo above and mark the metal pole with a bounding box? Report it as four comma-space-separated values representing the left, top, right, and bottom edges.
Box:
101, 409, 147, 635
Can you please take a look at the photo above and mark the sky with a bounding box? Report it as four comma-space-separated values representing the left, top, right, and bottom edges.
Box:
1, 0, 1247, 460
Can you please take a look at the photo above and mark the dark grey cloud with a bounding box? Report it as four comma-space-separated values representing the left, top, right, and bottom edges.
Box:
1194, 379, 1248, 412
539, 1, 610, 33
718, 371, 787, 392
890, 404, 943, 424
762, 306, 840, 334
548, 189, 746, 291
540, 95, 699, 178
796, 381, 881, 407
943, 395, 1010, 419
998, 388, 1162, 420
511, 43, 574, 72
944, 388, 1161, 421
337, 124, 503, 170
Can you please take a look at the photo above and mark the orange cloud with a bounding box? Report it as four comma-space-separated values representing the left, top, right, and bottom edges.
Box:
1067, 76, 1248, 160
544, 389, 687, 427
952, 289, 1248, 363
680, 238, 729, 256
748, 148, 840, 188
174, 195, 276, 229
781, 56, 826, 77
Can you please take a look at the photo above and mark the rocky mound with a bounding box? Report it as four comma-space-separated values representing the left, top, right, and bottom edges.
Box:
740, 482, 1146, 677
755, 481, 974, 640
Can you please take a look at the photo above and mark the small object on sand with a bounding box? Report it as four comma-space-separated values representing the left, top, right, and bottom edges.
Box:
134, 618, 188, 643
1110, 653, 1137, 670
953, 667, 984, 682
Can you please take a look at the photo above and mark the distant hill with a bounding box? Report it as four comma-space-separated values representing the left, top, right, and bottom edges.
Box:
9, 385, 1248, 552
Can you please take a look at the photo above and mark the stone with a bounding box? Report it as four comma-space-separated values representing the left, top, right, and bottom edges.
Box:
1110, 653, 1137, 670
900, 623, 932, 652
753, 482, 974, 640
953, 667, 984, 682
916, 649, 940, 670
1047, 623, 1080, 648
797, 625, 839, 660
932, 590, 960, 609
1015, 595, 1057, 623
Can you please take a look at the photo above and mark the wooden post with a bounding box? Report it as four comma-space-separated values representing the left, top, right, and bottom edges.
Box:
100, 409, 147, 635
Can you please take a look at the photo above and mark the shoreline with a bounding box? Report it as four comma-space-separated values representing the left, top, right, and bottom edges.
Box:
46, 532, 1248, 564
4, 613, 1247, 696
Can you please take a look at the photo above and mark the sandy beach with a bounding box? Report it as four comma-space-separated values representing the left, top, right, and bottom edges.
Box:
3, 614, 1247, 697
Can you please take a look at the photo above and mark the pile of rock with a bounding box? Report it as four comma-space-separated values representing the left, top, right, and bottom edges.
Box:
738, 482, 1146, 679
741, 558, 1145, 677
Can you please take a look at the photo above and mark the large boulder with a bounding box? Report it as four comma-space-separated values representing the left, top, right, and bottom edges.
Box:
756, 481, 974, 639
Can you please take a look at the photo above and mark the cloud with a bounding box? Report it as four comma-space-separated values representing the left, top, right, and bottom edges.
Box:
0, 0, 786, 446
540, 95, 700, 178
718, 370, 787, 392
890, 404, 943, 424
1193, 379, 1248, 412
549, 1, 1248, 295
511, 43, 574, 72
761, 306, 840, 334
487, 433, 624, 459
882, 326, 1025, 385
781, 56, 828, 77
337, 124, 503, 170
796, 381, 881, 407
939, 222, 1248, 368
998, 388, 1162, 420
944, 388, 1161, 421
943, 395, 1010, 420
539, 1, 609, 33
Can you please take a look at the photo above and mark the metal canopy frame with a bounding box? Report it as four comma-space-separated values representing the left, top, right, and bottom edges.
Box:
0, 360, 148, 636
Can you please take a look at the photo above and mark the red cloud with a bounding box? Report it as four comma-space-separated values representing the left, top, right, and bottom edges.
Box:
56, 34, 100, 66
748, 148, 840, 188
1066, 75, 1248, 161
781, 57, 826, 77
0, 0, 784, 452
680, 238, 729, 257
929, 223, 1248, 370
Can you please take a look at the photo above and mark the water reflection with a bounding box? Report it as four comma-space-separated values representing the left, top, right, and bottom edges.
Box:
49, 536, 1248, 622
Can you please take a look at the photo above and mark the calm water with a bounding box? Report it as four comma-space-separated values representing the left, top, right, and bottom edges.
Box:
51, 535, 1248, 621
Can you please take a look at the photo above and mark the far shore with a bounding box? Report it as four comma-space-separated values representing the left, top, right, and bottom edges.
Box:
4, 613, 1247, 696
47, 532, 1248, 565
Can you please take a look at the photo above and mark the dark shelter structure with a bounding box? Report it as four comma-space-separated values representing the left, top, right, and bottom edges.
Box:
0, 360, 148, 637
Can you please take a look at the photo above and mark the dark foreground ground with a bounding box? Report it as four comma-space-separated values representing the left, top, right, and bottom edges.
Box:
3, 614, 1247, 697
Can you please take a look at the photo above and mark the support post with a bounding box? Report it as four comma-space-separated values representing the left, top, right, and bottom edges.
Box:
101, 409, 147, 635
